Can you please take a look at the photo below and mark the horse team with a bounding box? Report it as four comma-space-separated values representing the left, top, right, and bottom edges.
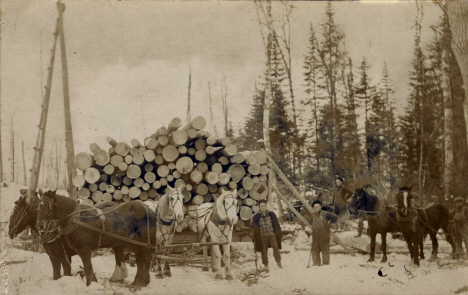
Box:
8, 184, 464, 287
8, 185, 238, 286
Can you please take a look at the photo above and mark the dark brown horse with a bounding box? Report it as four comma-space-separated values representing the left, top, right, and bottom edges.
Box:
396, 188, 457, 266
9, 190, 128, 281
32, 190, 156, 286
348, 188, 399, 263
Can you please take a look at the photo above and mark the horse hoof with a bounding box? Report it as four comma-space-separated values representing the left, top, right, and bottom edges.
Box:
381, 259, 387, 263
226, 274, 233, 280
367, 259, 374, 263
215, 274, 223, 280
202, 267, 209, 272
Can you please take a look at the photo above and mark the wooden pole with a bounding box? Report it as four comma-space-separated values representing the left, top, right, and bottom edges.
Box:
10, 117, 14, 182
273, 185, 355, 256
22, 141, 27, 186
208, 82, 215, 136
186, 68, 191, 124
58, 1, 77, 198
29, 14, 60, 199
0, 1, 3, 183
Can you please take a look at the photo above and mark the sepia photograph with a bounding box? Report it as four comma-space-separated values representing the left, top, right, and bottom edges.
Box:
0, 0, 467, 294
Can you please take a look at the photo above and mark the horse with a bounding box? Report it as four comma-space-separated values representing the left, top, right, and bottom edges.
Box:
194, 188, 238, 280
32, 189, 156, 286
348, 188, 399, 263
153, 185, 185, 279
8, 189, 128, 281
396, 188, 457, 265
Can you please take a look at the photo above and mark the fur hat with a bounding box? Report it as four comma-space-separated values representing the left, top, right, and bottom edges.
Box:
311, 199, 322, 207
454, 197, 465, 203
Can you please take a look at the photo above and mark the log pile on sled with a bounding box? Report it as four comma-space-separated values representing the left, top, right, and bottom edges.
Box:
73, 116, 269, 230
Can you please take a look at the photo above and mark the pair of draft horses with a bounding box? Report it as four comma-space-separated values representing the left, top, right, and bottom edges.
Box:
8, 186, 239, 286
348, 187, 457, 266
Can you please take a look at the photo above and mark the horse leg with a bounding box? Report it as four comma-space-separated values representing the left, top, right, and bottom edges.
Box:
79, 248, 98, 286
110, 247, 126, 282
201, 233, 210, 272
428, 232, 438, 262
163, 234, 174, 277
141, 248, 152, 286
48, 255, 62, 280
154, 257, 164, 279
131, 249, 144, 286
212, 245, 223, 280
368, 231, 376, 262
381, 232, 388, 263
445, 231, 458, 258
413, 234, 420, 267
223, 243, 233, 280
61, 253, 72, 277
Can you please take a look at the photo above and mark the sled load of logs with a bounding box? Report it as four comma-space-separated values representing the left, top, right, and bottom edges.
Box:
73, 116, 270, 229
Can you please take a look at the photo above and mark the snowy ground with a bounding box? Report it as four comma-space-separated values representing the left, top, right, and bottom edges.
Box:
2, 183, 468, 295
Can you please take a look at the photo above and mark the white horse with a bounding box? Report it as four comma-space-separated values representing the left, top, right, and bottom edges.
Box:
154, 185, 185, 278
195, 189, 238, 280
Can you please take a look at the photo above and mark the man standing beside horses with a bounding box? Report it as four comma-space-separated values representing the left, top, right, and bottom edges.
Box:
333, 177, 352, 232
251, 200, 282, 272
310, 200, 338, 266
452, 197, 468, 257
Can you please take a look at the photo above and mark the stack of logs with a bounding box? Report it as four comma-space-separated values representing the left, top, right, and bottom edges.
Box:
73, 116, 269, 230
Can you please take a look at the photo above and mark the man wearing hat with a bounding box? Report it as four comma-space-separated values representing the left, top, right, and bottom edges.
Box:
452, 197, 468, 257
310, 200, 338, 266
333, 177, 353, 232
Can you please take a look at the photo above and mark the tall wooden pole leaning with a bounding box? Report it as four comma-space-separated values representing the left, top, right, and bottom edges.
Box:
28, 15, 60, 199
22, 141, 27, 186
186, 68, 191, 124
58, 1, 77, 199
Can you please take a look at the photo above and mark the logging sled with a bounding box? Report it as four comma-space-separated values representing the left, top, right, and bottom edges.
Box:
17, 116, 271, 286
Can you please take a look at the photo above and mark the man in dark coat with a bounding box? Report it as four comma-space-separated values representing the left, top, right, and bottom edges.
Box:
311, 199, 338, 266
333, 177, 353, 231
251, 200, 282, 271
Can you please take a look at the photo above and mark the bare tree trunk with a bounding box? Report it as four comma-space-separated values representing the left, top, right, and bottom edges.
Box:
442, 42, 453, 199
446, 2, 468, 148
0, 1, 3, 183
186, 68, 191, 124
263, 3, 273, 155
10, 117, 14, 182
22, 141, 27, 186
208, 82, 216, 137
58, 1, 77, 199
221, 71, 229, 137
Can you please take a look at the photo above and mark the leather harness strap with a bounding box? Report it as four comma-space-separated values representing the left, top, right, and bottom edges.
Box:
95, 208, 106, 249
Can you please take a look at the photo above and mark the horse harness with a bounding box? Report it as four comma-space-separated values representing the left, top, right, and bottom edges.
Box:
155, 190, 183, 250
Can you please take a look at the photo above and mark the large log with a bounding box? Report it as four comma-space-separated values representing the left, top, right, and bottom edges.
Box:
144, 172, 157, 183
195, 162, 208, 173
74, 152, 94, 170
167, 175, 174, 182
72, 175, 86, 188
123, 195, 131, 202
111, 175, 122, 187
186, 129, 198, 139
260, 165, 270, 175
132, 154, 145, 165
228, 164, 245, 183
174, 179, 186, 190
242, 177, 254, 190
129, 147, 139, 157
134, 178, 144, 188
144, 163, 154, 173
158, 136, 169, 147
221, 145, 237, 157
228, 182, 237, 189
230, 153, 245, 164
127, 165, 142, 179
168, 162, 176, 170
92, 191, 104, 203
156, 165, 169, 178
249, 183, 268, 201
203, 193, 213, 203
115, 142, 130, 156
143, 150, 156, 163
208, 184, 218, 193
211, 163, 223, 174
195, 183, 209, 195
182, 190, 192, 203
170, 130, 188, 147
183, 116, 206, 131
131, 139, 142, 148
103, 193, 113, 202
160, 178, 168, 186
90, 143, 100, 153
176, 157, 194, 174
124, 155, 133, 165
248, 164, 261, 176
144, 137, 158, 150
189, 170, 203, 184
129, 187, 141, 199
78, 187, 91, 199
239, 206, 253, 221
111, 155, 124, 167
94, 149, 110, 166
205, 146, 216, 155
162, 145, 179, 162
121, 185, 130, 195
252, 151, 267, 165
188, 147, 197, 156
84, 167, 100, 184
194, 139, 206, 151
142, 183, 151, 191
122, 176, 132, 186
178, 145, 188, 155
218, 157, 230, 166
113, 190, 123, 201
107, 137, 118, 147
244, 198, 256, 207
195, 150, 207, 162
252, 177, 259, 184
106, 185, 115, 194
99, 174, 108, 183
238, 188, 248, 199
204, 172, 219, 185
168, 117, 182, 133
99, 182, 108, 192
89, 183, 98, 193
140, 191, 149, 201
153, 181, 162, 189
190, 195, 204, 205
186, 183, 193, 191
173, 171, 182, 179
155, 155, 164, 165
148, 189, 158, 199
103, 164, 115, 175
218, 173, 230, 185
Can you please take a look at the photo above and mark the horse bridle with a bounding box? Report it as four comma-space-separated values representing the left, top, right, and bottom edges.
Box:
9, 197, 36, 236
222, 192, 238, 213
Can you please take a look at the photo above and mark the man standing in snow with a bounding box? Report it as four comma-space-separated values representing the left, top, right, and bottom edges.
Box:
452, 197, 468, 257
251, 200, 282, 272
311, 200, 338, 266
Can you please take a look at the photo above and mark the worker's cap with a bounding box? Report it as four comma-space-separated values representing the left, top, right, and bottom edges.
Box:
311, 200, 322, 207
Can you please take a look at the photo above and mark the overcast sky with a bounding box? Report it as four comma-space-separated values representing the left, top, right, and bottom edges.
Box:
0, 0, 442, 180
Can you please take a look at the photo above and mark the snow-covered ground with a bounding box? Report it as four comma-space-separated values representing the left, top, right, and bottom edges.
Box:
2, 183, 468, 295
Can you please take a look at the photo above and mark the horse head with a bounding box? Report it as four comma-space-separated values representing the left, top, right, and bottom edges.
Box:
396, 188, 414, 217
35, 189, 58, 234
217, 188, 238, 225
348, 188, 365, 216
164, 185, 185, 222
8, 189, 41, 239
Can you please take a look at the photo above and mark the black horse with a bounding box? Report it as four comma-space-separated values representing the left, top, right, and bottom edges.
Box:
348, 188, 399, 263
8, 190, 128, 281
396, 188, 457, 266
32, 190, 156, 286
